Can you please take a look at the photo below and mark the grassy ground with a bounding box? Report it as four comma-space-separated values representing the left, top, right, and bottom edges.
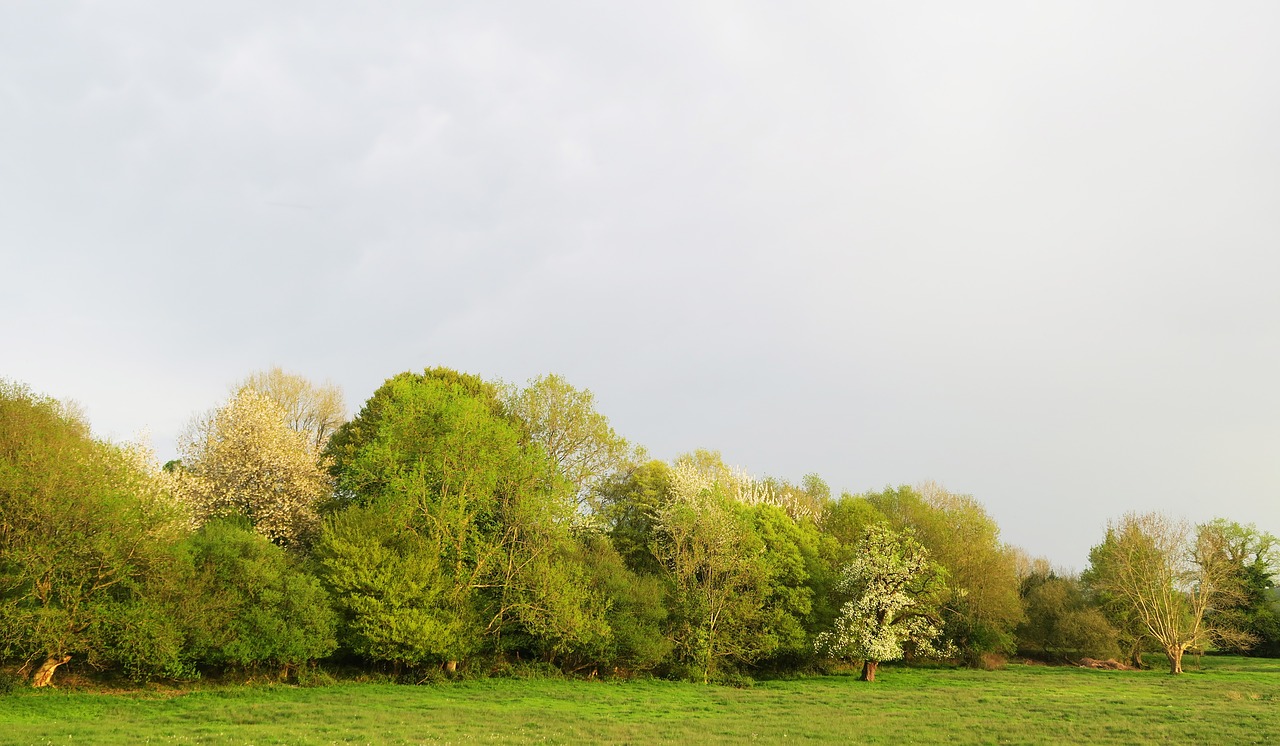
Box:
1, 656, 1278, 744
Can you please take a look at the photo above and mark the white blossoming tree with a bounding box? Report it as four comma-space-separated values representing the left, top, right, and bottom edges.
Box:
816, 523, 952, 681
175, 388, 332, 546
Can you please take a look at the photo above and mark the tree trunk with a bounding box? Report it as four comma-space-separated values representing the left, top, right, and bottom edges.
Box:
1124, 636, 1149, 670
445, 660, 457, 673
1167, 647, 1184, 675
31, 655, 71, 688
1128, 647, 1145, 670
861, 660, 878, 682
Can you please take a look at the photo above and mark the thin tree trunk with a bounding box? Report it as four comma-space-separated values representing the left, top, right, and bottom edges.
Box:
861, 660, 878, 682
31, 655, 71, 688
446, 660, 457, 673
1127, 640, 1145, 670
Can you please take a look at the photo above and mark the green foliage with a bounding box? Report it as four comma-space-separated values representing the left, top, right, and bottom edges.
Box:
0, 380, 191, 683
1016, 572, 1119, 660
655, 481, 775, 683
320, 368, 606, 669
864, 484, 1023, 662
597, 460, 673, 575
1197, 519, 1280, 657
571, 534, 670, 673
317, 500, 478, 667
751, 506, 821, 668
504, 373, 633, 509
816, 524, 951, 680
181, 520, 337, 672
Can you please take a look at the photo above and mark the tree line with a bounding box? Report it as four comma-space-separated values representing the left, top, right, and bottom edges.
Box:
2, 368, 1277, 687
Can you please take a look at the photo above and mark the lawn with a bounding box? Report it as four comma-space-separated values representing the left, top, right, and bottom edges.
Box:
1, 657, 1278, 744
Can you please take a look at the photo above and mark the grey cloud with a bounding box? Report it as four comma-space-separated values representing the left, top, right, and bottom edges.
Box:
3, 1, 1279, 567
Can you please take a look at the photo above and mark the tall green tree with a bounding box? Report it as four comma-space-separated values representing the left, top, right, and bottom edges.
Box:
320, 368, 606, 670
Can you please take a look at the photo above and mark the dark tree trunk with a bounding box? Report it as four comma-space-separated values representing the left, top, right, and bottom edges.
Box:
31, 655, 71, 688
861, 660, 878, 682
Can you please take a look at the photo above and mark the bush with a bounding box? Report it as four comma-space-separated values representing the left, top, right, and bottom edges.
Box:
0, 669, 22, 694
180, 520, 337, 671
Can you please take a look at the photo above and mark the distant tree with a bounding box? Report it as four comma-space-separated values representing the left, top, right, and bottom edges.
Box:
653, 459, 774, 683
174, 389, 332, 546
237, 367, 346, 448
1016, 572, 1119, 661
1083, 512, 1254, 674
1195, 519, 1280, 656
815, 524, 951, 682
505, 374, 632, 512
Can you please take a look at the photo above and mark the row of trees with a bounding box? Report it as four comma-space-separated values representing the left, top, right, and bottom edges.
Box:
2, 368, 1277, 687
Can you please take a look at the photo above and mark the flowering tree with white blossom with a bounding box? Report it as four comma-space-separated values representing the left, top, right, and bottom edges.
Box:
816, 523, 952, 681
175, 388, 332, 546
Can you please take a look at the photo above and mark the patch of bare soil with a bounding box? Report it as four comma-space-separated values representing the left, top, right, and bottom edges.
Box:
1076, 657, 1134, 671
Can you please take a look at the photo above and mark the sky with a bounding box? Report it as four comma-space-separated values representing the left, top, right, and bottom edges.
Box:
3, 1, 1279, 569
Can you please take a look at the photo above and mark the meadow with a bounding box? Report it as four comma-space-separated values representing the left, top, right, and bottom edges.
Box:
2, 656, 1278, 745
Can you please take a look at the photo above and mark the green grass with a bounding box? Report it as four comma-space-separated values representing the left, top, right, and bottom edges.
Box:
2, 657, 1278, 744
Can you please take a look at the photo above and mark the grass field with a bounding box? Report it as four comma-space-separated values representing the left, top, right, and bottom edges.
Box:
2, 656, 1278, 744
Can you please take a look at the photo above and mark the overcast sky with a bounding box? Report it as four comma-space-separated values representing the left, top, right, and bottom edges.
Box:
4, 1, 1279, 568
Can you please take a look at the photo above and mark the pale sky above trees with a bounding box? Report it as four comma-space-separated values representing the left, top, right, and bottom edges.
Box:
3, 1, 1279, 569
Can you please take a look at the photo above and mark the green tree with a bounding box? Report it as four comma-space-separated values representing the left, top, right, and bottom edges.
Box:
181, 519, 336, 676
1195, 519, 1280, 656
815, 524, 951, 682
866, 483, 1023, 662
596, 459, 673, 575
317, 499, 479, 670
1083, 512, 1253, 674
504, 374, 632, 512
1016, 572, 1119, 661
654, 476, 771, 683
321, 368, 606, 670
0, 381, 190, 686
565, 534, 671, 674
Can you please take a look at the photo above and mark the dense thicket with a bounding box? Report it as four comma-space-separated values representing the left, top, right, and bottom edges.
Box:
2, 370, 1276, 687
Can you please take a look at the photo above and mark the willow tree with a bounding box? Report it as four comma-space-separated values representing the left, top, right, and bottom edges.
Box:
1084, 512, 1253, 674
